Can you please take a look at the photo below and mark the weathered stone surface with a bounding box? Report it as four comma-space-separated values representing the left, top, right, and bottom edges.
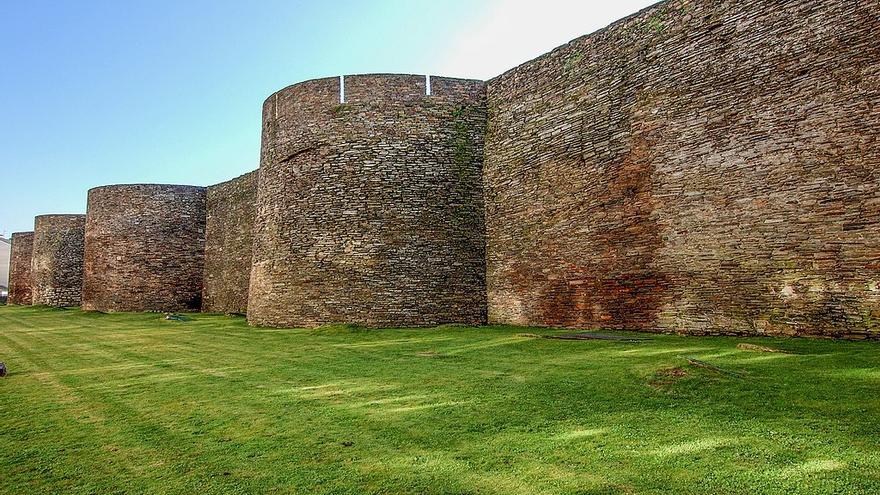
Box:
249, 74, 487, 328
484, 0, 880, 339
82, 184, 206, 312
8, 232, 34, 305
202, 170, 257, 314
31, 215, 85, 307
9, 1, 877, 341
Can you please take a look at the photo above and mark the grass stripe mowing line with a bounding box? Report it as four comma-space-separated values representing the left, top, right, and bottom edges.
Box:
3, 306, 880, 493
102, 316, 320, 356
29, 324, 125, 362
3, 324, 101, 335
61, 314, 257, 358
2, 326, 301, 492
330, 336, 457, 349
0, 332, 188, 492
26, 360, 191, 379
5, 324, 136, 378
0, 320, 71, 374
438, 336, 527, 355
37, 320, 422, 444
1, 316, 247, 413
55, 338, 255, 395
105, 332, 317, 377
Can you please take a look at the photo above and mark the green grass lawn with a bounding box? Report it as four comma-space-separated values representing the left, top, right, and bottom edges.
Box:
1, 306, 878, 494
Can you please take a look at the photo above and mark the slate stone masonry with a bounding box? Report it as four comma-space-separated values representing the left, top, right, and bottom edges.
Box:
31, 215, 85, 307
82, 184, 207, 312
483, 0, 880, 339
8, 232, 35, 305
203, 171, 258, 314
12, 0, 880, 339
248, 74, 488, 328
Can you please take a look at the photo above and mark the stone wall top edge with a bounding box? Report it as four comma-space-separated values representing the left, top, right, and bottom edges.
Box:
263, 76, 341, 106
11, 231, 35, 237
33, 214, 86, 221
207, 169, 258, 191
429, 75, 485, 84
87, 183, 207, 195
266, 73, 487, 106
486, 0, 667, 87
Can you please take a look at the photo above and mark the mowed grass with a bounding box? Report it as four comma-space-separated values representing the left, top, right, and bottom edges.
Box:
1, 306, 879, 494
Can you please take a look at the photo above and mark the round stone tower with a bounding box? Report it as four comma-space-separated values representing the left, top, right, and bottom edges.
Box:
31, 215, 86, 307
248, 74, 488, 328
8, 231, 35, 305
82, 184, 206, 312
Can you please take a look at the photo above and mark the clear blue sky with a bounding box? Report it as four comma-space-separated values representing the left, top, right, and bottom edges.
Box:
1, 0, 655, 236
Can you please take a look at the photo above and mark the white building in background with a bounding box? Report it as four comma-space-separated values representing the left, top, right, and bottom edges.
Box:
0, 237, 10, 289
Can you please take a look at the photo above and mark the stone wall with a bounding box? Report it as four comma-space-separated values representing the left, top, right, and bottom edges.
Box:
82, 184, 206, 312
203, 170, 258, 314
8, 232, 35, 305
9, 0, 878, 338
249, 74, 487, 328
484, 0, 880, 338
31, 215, 85, 307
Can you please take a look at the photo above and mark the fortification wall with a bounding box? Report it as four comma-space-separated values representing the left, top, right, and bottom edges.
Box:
249, 74, 487, 328
203, 170, 258, 314
31, 215, 85, 307
484, 0, 880, 338
8, 232, 35, 305
82, 184, 206, 312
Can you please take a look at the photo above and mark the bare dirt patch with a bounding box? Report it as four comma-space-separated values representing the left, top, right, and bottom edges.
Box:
649, 366, 689, 389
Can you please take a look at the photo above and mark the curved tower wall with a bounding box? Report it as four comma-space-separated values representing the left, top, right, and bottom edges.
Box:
202, 170, 258, 314
82, 184, 206, 312
8, 232, 35, 305
249, 74, 488, 328
31, 215, 86, 307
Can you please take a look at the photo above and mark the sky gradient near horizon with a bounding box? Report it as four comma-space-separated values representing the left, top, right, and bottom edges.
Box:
1, 0, 655, 236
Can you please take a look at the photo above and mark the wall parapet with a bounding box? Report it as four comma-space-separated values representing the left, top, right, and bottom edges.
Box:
265, 73, 485, 110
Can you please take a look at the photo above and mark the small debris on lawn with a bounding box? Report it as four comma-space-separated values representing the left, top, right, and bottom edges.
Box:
684, 357, 747, 378
545, 333, 651, 342
0, 362, 7, 377
341, 441, 354, 447
656, 367, 688, 378
518, 332, 649, 342
737, 343, 790, 354
164, 314, 188, 321
649, 366, 689, 389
